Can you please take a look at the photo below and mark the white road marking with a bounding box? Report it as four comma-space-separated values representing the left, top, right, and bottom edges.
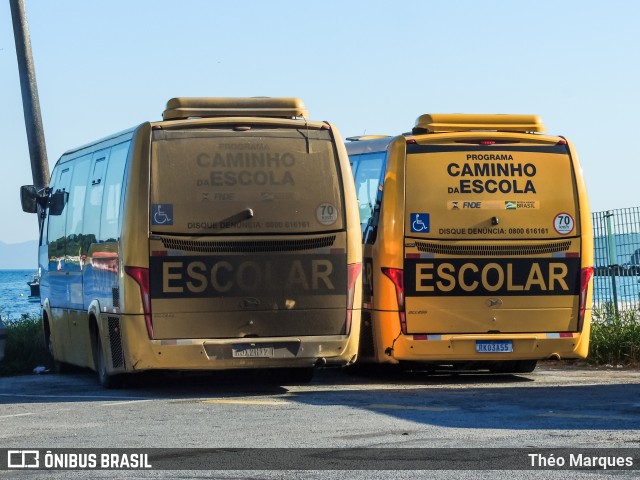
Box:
202, 399, 290, 406
368, 403, 455, 412
0, 413, 36, 419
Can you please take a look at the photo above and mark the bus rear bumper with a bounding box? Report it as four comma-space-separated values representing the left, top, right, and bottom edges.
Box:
390, 332, 589, 362
154, 336, 354, 370
363, 310, 590, 363
117, 315, 358, 372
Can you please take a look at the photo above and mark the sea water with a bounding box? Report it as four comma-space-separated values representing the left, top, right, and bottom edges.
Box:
1, 268, 637, 320
0, 269, 41, 320
593, 274, 640, 309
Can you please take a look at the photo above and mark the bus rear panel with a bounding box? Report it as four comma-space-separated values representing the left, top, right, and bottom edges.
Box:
148, 126, 348, 337
24, 98, 362, 386
347, 114, 593, 372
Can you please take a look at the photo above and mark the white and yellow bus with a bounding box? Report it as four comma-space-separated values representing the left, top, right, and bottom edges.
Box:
346, 114, 593, 373
21, 97, 362, 387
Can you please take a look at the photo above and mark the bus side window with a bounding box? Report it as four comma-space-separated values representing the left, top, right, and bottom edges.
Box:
349, 157, 361, 229
99, 142, 129, 242
47, 167, 72, 269
364, 184, 383, 245
65, 155, 91, 267
84, 150, 110, 245
353, 153, 385, 243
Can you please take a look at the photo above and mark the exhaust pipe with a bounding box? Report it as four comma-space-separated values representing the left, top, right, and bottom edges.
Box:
548, 353, 561, 361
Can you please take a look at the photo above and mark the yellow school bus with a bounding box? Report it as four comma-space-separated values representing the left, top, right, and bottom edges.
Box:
346, 114, 593, 373
20, 97, 362, 387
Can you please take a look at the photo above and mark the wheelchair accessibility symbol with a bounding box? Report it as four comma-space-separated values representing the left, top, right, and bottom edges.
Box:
152, 204, 174, 226
410, 213, 430, 233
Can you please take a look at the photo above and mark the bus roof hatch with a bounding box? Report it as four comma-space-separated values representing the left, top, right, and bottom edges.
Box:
412, 114, 545, 134
345, 135, 391, 142
162, 97, 309, 121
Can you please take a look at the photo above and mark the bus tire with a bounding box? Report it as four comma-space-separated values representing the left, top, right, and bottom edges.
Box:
513, 360, 537, 373
345, 363, 375, 376
489, 360, 537, 374
44, 317, 69, 374
92, 323, 122, 389
272, 367, 315, 385
51, 356, 70, 374
346, 363, 400, 376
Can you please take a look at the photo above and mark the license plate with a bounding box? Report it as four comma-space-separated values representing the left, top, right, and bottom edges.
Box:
232, 345, 274, 358
476, 340, 513, 353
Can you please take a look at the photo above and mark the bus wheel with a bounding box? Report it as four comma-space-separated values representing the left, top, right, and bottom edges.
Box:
513, 360, 537, 373
272, 367, 315, 385
489, 360, 537, 374
346, 363, 399, 376
93, 327, 122, 389
489, 361, 516, 373
44, 319, 69, 374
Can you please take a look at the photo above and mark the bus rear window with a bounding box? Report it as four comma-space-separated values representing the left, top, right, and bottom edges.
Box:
405, 145, 579, 240
150, 128, 344, 234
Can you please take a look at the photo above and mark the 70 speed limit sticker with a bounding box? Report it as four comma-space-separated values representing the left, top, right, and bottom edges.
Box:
316, 203, 338, 225
553, 212, 575, 235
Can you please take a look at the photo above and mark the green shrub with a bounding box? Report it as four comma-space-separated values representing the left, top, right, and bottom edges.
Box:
589, 304, 640, 366
0, 314, 50, 376
2, 307, 639, 374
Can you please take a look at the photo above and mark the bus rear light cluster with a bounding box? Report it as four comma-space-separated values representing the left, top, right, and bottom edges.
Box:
578, 266, 594, 331
125, 266, 153, 338
345, 263, 362, 335
381, 267, 407, 334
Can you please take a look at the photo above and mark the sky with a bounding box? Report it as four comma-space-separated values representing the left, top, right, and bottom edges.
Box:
1, 0, 638, 244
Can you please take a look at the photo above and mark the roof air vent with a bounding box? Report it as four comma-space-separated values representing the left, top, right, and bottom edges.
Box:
163, 97, 308, 121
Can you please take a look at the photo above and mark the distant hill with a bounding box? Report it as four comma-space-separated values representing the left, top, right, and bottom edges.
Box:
0, 240, 39, 270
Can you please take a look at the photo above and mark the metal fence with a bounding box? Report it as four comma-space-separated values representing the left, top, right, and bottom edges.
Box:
592, 207, 640, 311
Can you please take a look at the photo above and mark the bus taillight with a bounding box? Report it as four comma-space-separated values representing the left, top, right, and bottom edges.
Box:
346, 263, 362, 335
578, 266, 594, 331
381, 267, 406, 334
125, 266, 153, 338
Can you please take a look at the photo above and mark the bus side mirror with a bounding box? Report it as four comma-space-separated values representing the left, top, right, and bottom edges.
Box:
363, 223, 377, 245
49, 190, 68, 216
20, 185, 38, 213
363, 202, 381, 245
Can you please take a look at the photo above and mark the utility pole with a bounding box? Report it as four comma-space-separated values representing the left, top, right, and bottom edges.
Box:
604, 211, 619, 317
10, 0, 49, 192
